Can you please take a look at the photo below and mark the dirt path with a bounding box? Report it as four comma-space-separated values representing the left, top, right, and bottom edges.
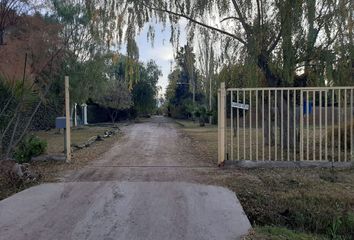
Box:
0, 116, 251, 240
66, 116, 215, 182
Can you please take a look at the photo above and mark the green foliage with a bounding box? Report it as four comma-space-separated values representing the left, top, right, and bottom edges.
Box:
254, 226, 327, 240
168, 98, 194, 119
165, 45, 206, 119
110, 57, 161, 116
0, 80, 15, 130
235, 175, 354, 239
327, 213, 354, 240
0, 76, 45, 158
131, 60, 162, 115
194, 106, 210, 127
95, 80, 132, 123
14, 135, 47, 163
132, 81, 156, 115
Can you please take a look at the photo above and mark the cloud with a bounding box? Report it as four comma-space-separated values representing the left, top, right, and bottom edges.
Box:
146, 46, 174, 61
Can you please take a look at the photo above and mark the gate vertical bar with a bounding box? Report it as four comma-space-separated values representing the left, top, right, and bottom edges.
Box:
338, 89, 341, 162
281, 90, 284, 160
243, 91, 246, 160
275, 90, 278, 161
306, 91, 310, 161
351, 89, 353, 161
344, 89, 347, 162
230, 91, 234, 161
325, 91, 328, 161
249, 91, 252, 161
332, 90, 335, 162
237, 90, 240, 160
294, 90, 297, 161
313, 91, 316, 160
269, 90, 271, 161
300, 90, 304, 161
256, 91, 259, 161
287, 90, 290, 161
262, 90, 265, 161
320, 91, 322, 161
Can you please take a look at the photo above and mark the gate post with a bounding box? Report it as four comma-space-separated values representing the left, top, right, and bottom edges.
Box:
218, 82, 226, 166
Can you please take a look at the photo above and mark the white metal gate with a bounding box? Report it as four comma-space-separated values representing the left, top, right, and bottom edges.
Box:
217, 83, 354, 165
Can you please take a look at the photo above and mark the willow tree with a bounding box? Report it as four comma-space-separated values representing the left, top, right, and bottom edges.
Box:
65, 0, 351, 147
67, 0, 351, 87
197, 28, 216, 121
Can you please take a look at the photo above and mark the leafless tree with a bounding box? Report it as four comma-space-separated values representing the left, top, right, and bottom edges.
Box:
0, 0, 27, 45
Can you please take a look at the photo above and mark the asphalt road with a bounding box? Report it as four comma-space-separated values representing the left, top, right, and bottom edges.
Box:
0, 116, 251, 240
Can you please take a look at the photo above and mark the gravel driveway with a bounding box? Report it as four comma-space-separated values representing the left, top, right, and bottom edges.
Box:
0, 116, 251, 240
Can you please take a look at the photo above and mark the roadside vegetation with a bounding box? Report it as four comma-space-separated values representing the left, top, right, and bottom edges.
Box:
0, 1, 161, 197
0, 124, 122, 200
177, 120, 354, 240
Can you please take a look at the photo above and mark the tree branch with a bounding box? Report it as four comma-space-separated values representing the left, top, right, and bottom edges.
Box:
256, 0, 261, 27
267, 30, 282, 54
143, 2, 247, 45
220, 16, 241, 23
231, 0, 251, 33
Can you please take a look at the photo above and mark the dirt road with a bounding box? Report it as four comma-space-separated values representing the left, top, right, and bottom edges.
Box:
67, 116, 215, 182
0, 116, 251, 240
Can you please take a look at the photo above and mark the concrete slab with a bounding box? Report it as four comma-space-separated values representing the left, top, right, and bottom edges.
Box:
0, 181, 251, 240
225, 160, 354, 169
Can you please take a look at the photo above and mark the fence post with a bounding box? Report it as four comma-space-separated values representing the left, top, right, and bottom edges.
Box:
65, 76, 71, 163
218, 82, 226, 166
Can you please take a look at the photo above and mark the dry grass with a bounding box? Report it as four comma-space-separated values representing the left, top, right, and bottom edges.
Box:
30, 133, 122, 183
177, 119, 354, 239
190, 118, 352, 161
35, 126, 111, 154
175, 120, 218, 164
0, 125, 123, 200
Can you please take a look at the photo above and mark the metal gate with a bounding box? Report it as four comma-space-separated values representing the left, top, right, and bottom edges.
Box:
217, 83, 354, 165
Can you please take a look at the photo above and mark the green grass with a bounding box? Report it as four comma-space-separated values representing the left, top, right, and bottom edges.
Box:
249, 226, 327, 240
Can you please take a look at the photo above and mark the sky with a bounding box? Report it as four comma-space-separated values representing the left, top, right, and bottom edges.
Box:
132, 21, 187, 97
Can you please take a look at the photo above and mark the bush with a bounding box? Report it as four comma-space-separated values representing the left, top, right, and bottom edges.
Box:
194, 106, 208, 127
14, 135, 47, 163
238, 184, 354, 239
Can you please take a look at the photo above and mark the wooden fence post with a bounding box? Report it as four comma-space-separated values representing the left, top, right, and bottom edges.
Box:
218, 82, 226, 166
65, 76, 71, 163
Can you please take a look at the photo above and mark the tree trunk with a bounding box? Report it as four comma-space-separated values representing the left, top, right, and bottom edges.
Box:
257, 53, 282, 87
199, 116, 205, 127
109, 110, 118, 124
257, 54, 300, 152
0, 29, 4, 45
278, 91, 297, 150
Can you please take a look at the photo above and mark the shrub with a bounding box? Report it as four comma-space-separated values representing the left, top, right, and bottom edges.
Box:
194, 106, 209, 127
14, 135, 47, 163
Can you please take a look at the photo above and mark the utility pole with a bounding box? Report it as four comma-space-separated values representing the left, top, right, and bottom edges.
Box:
65, 76, 71, 163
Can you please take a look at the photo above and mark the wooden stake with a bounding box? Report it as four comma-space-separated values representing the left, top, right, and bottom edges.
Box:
65, 76, 71, 162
